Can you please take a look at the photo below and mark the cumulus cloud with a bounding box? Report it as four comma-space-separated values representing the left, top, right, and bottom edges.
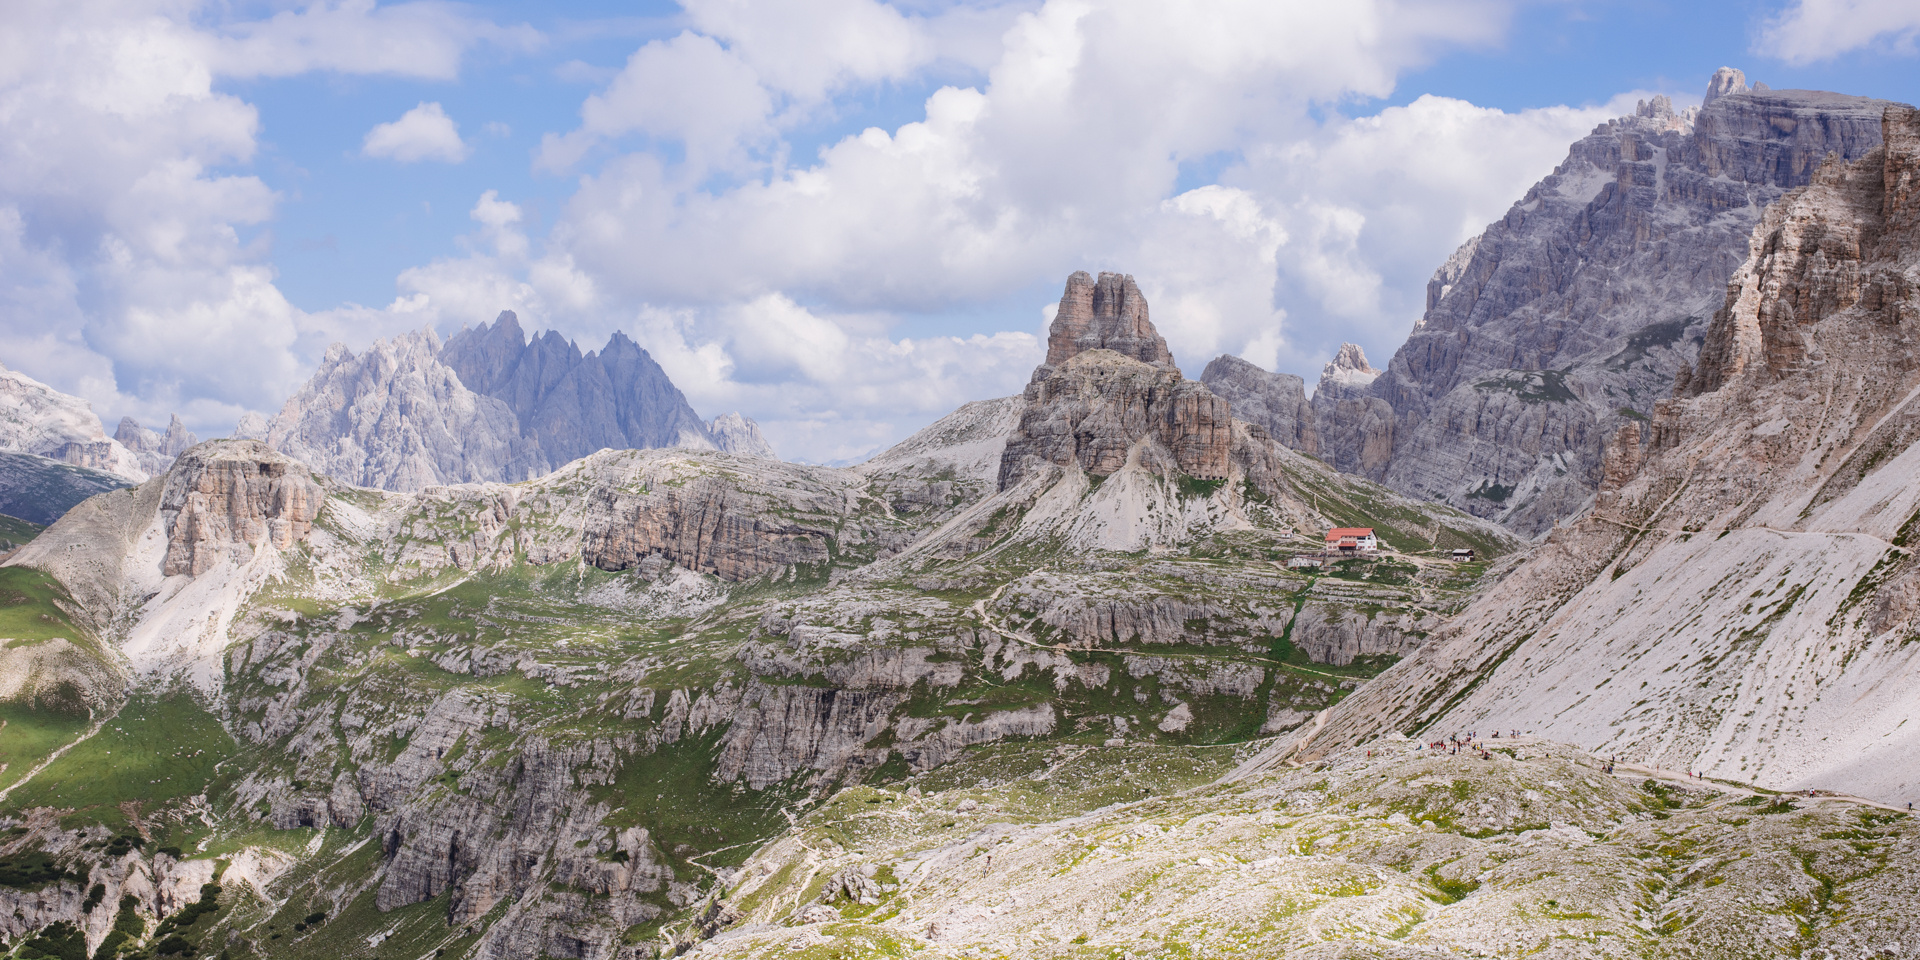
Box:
363, 102, 471, 163
1756, 0, 1920, 65
0, 0, 530, 434
208, 0, 541, 80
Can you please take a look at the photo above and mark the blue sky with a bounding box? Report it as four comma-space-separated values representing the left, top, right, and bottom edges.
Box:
4, 0, 1918, 462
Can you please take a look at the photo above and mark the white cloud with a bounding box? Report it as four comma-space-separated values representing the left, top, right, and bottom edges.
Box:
0, 0, 530, 435
537, 31, 774, 174
1756, 0, 1920, 65
681, 0, 933, 100
208, 0, 541, 80
527, 0, 1549, 411
0, 0, 1692, 465
363, 102, 471, 163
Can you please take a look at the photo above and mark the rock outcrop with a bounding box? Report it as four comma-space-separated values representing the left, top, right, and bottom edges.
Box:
1289, 103, 1920, 802
114, 415, 197, 477
0, 361, 145, 482
1197, 355, 1318, 456
579, 475, 834, 581
1000, 273, 1232, 489
999, 351, 1232, 489
1311, 72, 1895, 535
160, 441, 323, 577
265, 329, 537, 491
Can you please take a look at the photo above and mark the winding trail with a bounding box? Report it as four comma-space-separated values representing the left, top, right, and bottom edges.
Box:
0, 700, 122, 805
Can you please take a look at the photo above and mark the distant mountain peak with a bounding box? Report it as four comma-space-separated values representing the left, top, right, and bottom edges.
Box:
1319, 343, 1379, 389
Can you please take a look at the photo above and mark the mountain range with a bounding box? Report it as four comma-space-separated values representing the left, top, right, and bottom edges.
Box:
0, 69, 1913, 960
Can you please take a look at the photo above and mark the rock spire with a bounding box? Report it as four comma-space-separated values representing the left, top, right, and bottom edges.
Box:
1000, 271, 1231, 489
1035, 271, 1174, 380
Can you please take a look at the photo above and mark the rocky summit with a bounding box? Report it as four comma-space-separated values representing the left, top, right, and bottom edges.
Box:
1288, 103, 1920, 805
1001, 273, 1235, 490
1299, 70, 1897, 535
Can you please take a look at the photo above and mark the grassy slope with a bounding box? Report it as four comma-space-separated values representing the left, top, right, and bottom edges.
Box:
10, 693, 236, 825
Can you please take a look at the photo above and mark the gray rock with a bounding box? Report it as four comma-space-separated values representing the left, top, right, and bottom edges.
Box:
440, 311, 719, 467
0, 451, 129, 525
1314, 73, 1895, 535
1197, 355, 1318, 457
113, 415, 196, 477
265, 329, 539, 491
705, 412, 777, 460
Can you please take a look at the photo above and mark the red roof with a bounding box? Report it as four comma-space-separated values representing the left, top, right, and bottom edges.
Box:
1324, 527, 1375, 541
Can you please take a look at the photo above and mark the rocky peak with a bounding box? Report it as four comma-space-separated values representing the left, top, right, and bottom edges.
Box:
440, 311, 720, 468
1310, 71, 1896, 535
1687, 103, 1920, 396
1703, 66, 1747, 108
115, 414, 198, 476
0, 360, 146, 482
706, 412, 778, 460
231, 411, 268, 440
265, 329, 537, 491
161, 439, 324, 577
1317, 344, 1379, 394
1035, 271, 1174, 380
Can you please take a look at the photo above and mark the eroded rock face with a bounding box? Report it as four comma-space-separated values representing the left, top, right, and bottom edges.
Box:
160, 441, 323, 576
1308, 344, 1394, 477
1001, 272, 1234, 489
1198, 355, 1318, 457
1313, 73, 1893, 535
580, 477, 833, 581
1287, 602, 1428, 666
1035, 271, 1173, 378
999, 351, 1231, 489
1295, 105, 1920, 802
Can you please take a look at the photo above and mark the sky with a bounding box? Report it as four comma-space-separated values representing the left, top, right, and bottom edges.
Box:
2, 0, 1918, 464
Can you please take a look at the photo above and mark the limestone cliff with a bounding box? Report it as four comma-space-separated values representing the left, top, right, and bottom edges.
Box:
1033, 271, 1172, 380
1196, 355, 1318, 457
158, 441, 323, 577
1281, 104, 1920, 803
1314, 71, 1895, 535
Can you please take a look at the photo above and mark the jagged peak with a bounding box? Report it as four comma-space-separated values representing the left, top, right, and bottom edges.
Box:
1704, 66, 1748, 108
1035, 270, 1175, 380
1320, 343, 1379, 388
